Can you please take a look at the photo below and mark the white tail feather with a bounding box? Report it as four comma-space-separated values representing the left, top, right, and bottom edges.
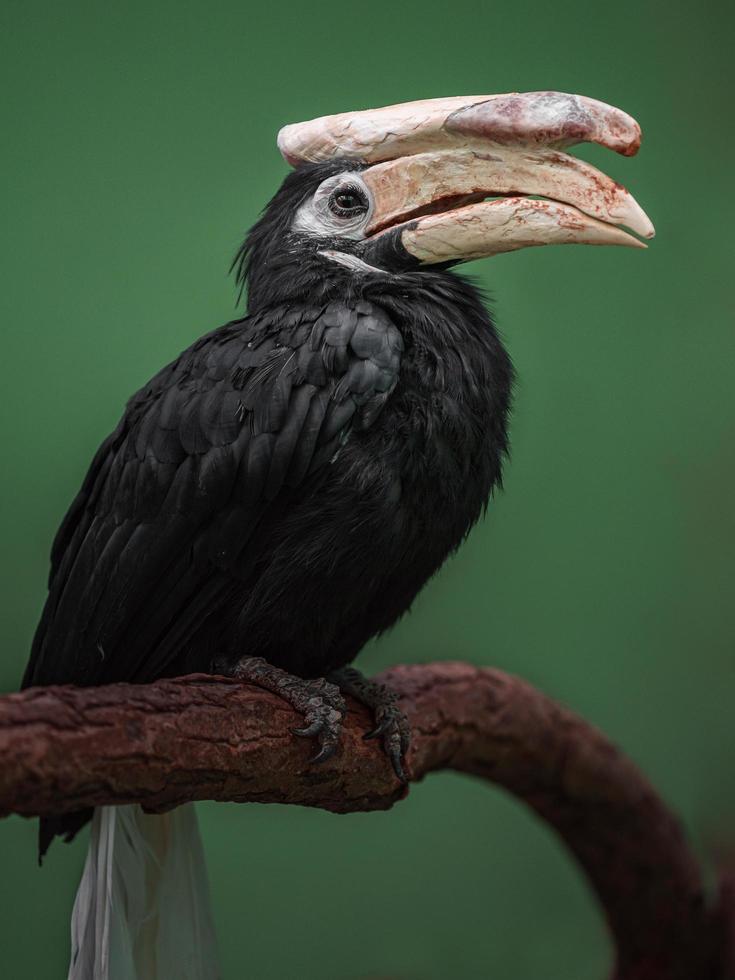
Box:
69, 804, 220, 980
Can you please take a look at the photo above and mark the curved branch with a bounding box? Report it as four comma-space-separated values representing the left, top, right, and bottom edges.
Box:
0, 662, 729, 979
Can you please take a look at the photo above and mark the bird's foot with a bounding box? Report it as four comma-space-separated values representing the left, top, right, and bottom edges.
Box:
328, 666, 411, 782
215, 656, 346, 763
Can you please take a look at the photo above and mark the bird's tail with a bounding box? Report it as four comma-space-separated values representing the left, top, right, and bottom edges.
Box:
68, 804, 220, 980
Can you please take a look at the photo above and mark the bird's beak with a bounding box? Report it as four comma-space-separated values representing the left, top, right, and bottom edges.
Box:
278, 92, 654, 267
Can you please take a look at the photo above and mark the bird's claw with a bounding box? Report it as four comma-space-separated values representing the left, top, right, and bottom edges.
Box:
222, 657, 409, 777
363, 701, 411, 782
387, 742, 407, 784
309, 742, 339, 765
217, 656, 346, 765
291, 718, 323, 738
328, 668, 412, 783
364, 715, 392, 740
290, 690, 345, 763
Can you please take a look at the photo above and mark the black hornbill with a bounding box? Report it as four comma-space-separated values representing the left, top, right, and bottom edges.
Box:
23, 92, 653, 861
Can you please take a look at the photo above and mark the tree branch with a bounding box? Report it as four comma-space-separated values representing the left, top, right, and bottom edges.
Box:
0, 661, 730, 979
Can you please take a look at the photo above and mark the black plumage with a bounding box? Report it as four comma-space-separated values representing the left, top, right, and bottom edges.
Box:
23, 160, 513, 850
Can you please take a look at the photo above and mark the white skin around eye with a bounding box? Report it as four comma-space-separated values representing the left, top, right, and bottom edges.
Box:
292, 174, 374, 240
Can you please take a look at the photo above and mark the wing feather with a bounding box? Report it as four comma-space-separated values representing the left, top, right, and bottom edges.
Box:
24, 302, 402, 688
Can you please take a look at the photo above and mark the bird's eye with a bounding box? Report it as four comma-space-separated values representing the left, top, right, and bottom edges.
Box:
294, 174, 373, 238
328, 185, 369, 218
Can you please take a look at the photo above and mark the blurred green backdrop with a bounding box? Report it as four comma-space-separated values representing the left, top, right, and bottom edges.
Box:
1, 0, 733, 977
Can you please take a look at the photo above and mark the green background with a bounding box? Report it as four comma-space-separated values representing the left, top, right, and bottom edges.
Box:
1, 0, 733, 976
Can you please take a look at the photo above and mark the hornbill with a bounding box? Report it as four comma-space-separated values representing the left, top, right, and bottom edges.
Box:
22, 92, 653, 979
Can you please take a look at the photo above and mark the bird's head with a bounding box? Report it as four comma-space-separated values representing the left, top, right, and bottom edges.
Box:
237, 92, 654, 311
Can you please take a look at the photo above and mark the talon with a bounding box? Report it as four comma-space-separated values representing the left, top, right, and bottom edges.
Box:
292, 719, 322, 738
390, 754, 408, 783
385, 732, 409, 782
310, 743, 338, 765
363, 714, 391, 740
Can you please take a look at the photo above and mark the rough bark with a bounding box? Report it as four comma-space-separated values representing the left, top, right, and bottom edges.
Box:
0, 661, 731, 979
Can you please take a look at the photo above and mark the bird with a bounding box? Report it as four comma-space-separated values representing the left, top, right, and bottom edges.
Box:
22, 91, 654, 980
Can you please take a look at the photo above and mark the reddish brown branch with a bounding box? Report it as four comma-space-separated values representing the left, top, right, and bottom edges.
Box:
0, 662, 730, 979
